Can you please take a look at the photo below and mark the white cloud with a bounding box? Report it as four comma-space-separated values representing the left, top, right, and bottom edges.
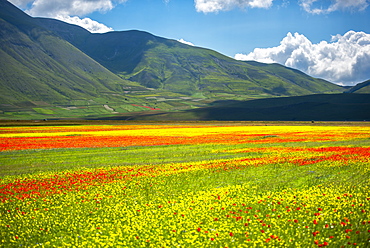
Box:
177, 39, 195, 46
9, 0, 127, 17
56, 15, 113, 33
235, 31, 370, 86
195, 0, 274, 13
300, 0, 369, 14
9, 0, 123, 33
8, 0, 31, 8
193, 0, 369, 13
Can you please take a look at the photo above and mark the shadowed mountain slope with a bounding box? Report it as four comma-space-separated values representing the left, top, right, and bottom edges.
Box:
121, 93, 370, 121
346, 80, 370, 93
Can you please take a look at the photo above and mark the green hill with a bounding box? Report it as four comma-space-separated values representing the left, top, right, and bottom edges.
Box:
346, 80, 370, 93
0, 0, 143, 105
0, 0, 157, 119
40, 18, 343, 98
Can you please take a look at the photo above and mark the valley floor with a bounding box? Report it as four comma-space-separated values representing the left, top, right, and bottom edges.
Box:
0, 122, 369, 247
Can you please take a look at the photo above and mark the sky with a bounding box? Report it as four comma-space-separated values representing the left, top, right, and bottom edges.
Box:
8, 0, 370, 86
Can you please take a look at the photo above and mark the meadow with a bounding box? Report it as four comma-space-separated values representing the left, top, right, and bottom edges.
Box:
0, 122, 369, 247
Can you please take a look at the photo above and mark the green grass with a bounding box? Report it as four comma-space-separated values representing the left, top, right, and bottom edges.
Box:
0, 143, 258, 177
32, 108, 55, 115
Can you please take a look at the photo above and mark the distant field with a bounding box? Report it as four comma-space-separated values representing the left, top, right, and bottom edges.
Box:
0, 123, 369, 247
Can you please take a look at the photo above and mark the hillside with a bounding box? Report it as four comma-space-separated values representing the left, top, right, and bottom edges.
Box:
39, 18, 343, 98
346, 80, 370, 93
0, 0, 142, 105
120, 93, 370, 121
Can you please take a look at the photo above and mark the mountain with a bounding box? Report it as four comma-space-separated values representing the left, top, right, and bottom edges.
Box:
0, 0, 350, 120
119, 93, 370, 121
39, 18, 343, 98
345, 80, 370, 93
0, 0, 142, 107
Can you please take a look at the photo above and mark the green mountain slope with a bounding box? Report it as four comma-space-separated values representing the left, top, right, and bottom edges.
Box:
121, 93, 370, 121
346, 80, 370, 93
40, 18, 343, 98
0, 0, 141, 106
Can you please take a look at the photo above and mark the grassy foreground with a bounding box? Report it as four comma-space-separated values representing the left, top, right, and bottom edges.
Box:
0, 123, 369, 247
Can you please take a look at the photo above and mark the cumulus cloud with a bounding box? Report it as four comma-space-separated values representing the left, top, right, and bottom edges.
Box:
195, 0, 274, 13
9, 0, 126, 17
235, 31, 370, 86
177, 39, 195, 46
300, 0, 369, 14
56, 15, 113, 33
8, 0, 125, 33
8, 0, 31, 8
193, 0, 369, 13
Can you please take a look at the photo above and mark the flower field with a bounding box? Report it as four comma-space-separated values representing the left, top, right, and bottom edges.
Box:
0, 123, 369, 247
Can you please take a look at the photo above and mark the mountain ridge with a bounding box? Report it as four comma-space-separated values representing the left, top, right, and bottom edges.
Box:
0, 0, 141, 107
345, 80, 370, 93
2, 0, 369, 121
38, 17, 343, 97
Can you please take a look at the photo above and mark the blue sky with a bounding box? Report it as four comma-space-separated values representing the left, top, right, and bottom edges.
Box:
9, 0, 370, 85
89, 0, 370, 57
